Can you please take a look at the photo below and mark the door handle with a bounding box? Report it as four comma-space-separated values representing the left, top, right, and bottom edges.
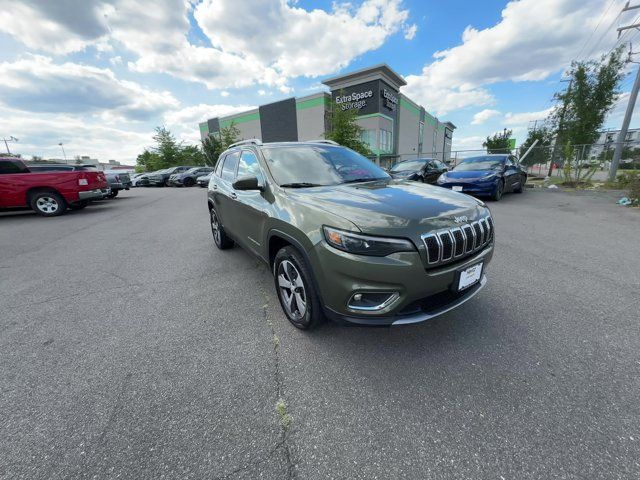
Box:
229, 192, 237, 199
212, 184, 218, 189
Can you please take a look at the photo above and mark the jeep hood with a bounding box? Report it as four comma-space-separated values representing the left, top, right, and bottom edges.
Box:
288, 180, 486, 237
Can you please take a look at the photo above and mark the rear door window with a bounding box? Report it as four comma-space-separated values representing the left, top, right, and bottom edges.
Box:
215, 155, 226, 177
0, 160, 30, 174
221, 151, 240, 182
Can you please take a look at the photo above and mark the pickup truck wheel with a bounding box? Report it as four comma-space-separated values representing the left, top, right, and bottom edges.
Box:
210, 208, 234, 249
30, 191, 67, 217
273, 246, 324, 330
69, 200, 89, 210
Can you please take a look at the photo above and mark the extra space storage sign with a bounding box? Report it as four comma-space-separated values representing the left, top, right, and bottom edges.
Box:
335, 90, 373, 111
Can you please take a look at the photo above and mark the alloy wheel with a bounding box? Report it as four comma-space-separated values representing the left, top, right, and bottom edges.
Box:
277, 260, 307, 320
210, 209, 221, 245
36, 196, 59, 214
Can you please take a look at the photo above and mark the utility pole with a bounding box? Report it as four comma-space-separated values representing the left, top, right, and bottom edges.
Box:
609, 63, 640, 181
610, 2, 640, 181
548, 79, 573, 178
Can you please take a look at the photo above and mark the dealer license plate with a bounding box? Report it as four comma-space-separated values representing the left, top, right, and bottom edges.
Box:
458, 263, 483, 290
452, 186, 463, 192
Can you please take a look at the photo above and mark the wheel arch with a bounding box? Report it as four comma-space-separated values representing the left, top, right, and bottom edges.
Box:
26, 186, 65, 204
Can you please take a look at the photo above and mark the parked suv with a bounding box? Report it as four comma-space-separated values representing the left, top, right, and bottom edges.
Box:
147, 166, 195, 187
207, 140, 494, 330
168, 167, 214, 187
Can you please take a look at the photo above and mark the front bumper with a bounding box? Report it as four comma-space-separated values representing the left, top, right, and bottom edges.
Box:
438, 179, 498, 195
310, 240, 493, 326
78, 189, 104, 201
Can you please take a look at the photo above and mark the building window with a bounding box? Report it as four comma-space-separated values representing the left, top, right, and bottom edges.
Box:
379, 129, 393, 153
360, 129, 376, 150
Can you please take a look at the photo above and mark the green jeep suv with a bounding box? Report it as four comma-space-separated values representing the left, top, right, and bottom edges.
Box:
207, 140, 494, 329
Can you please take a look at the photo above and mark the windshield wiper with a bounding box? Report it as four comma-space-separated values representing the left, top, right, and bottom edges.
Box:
341, 177, 387, 184
279, 182, 323, 188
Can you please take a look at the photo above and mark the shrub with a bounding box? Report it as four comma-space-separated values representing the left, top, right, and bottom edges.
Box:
629, 176, 640, 202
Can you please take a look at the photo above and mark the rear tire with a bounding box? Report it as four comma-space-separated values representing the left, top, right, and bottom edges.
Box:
30, 191, 67, 217
273, 246, 324, 330
108, 190, 119, 198
491, 180, 504, 201
210, 207, 234, 249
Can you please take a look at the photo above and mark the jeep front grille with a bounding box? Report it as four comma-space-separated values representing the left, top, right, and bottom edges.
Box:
422, 216, 494, 266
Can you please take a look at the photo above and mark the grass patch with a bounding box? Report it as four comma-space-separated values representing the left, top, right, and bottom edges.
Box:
276, 399, 293, 429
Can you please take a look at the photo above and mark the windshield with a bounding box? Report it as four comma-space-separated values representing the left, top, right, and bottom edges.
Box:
262, 145, 389, 187
454, 156, 506, 171
390, 160, 427, 172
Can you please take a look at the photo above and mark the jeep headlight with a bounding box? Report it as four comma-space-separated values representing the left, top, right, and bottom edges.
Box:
323, 226, 415, 256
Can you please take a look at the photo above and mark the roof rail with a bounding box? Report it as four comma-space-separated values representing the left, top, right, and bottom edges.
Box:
309, 139, 339, 145
228, 139, 263, 148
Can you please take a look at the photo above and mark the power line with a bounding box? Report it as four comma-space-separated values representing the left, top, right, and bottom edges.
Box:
575, 0, 618, 60
585, 7, 624, 59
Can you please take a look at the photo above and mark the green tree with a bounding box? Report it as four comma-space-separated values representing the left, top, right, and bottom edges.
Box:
180, 145, 206, 166
518, 127, 552, 167
151, 126, 183, 168
325, 98, 372, 156
136, 149, 162, 172
553, 46, 626, 147
220, 122, 241, 150
483, 128, 513, 154
550, 46, 626, 184
202, 135, 223, 167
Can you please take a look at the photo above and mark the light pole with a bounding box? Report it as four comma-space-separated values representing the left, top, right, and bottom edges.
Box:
2, 136, 18, 154
58, 142, 67, 163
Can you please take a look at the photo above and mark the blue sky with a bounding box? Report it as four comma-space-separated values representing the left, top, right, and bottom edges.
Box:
0, 0, 633, 163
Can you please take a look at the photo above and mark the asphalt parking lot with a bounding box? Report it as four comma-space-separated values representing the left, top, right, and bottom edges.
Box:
1, 187, 639, 479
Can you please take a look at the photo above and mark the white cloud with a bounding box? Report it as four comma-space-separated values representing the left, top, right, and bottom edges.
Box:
0, 1, 110, 54
195, 0, 413, 79
0, 0, 415, 91
220, 91, 230, 98
0, 55, 178, 121
163, 103, 255, 143
504, 108, 555, 126
0, 106, 152, 162
404, 23, 417, 40
403, 0, 621, 115
471, 109, 501, 125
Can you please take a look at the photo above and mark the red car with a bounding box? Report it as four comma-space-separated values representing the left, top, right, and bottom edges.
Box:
0, 157, 107, 217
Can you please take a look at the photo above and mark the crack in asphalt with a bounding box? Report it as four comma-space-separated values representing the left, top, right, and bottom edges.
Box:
213, 268, 295, 480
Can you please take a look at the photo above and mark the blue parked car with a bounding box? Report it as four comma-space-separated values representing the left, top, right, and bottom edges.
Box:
436, 154, 527, 201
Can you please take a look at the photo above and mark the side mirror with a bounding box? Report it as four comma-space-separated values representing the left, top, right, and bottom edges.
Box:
233, 175, 263, 191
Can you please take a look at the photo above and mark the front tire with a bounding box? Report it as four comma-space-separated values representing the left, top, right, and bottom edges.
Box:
183, 177, 195, 187
210, 207, 234, 249
30, 191, 67, 217
514, 175, 526, 193
273, 246, 324, 330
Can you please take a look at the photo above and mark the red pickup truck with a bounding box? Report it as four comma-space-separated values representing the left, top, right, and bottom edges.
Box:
0, 157, 107, 216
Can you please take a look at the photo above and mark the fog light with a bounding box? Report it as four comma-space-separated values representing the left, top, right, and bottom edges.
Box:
347, 292, 399, 312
